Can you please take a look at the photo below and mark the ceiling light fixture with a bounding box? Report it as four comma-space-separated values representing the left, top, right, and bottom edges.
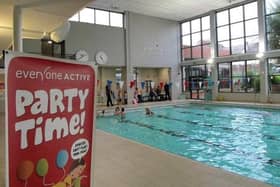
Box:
256, 52, 264, 59
207, 58, 214, 64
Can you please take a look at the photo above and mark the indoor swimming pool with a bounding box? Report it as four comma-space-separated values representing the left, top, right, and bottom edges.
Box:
96, 104, 280, 186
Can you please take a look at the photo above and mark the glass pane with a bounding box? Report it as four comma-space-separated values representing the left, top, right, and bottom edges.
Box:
69, 13, 79, 22
110, 12, 123, 27
218, 63, 231, 92
232, 38, 245, 54
232, 77, 246, 92
266, 14, 280, 33
232, 61, 245, 77
268, 58, 280, 75
219, 79, 232, 92
230, 6, 243, 23
217, 10, 229, 26
192, 32, 201, 46
80, 8, 95, 23
202, 44, 211, 58
190, 65, 206, 77
202, 16, 210, 30
247, 76, 260, 93
231, 22, 244, 39
182, 22, 190, 35
245, 19, 259, 36
191, 18, 201, 33
182, 48, 191, 60
217, 26, 229, 41
266, 0, 280, 14
182, 35, 191, 47
247, 60, 260, 76
245, 2, 258, 19
269, 58, 280, 93
246, 36, 259, 53
232, 61, 246, 91
267, 32, 280, 50
96, 9, 109, 25
202, 30, 210, 44
219, 63, 231, 79
218, 41, 230, 56
192, 46, 202, 59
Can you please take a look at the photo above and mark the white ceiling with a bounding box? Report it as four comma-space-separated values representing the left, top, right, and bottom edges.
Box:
89, 0, 246, 21
0, 0, 93, 51
0, 0, 247, 51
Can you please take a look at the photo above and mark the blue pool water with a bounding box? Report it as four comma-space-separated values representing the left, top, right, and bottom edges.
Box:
96, 104, 280, 186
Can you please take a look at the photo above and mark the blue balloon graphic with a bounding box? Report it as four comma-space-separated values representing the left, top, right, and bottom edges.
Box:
56, 150, 69, 169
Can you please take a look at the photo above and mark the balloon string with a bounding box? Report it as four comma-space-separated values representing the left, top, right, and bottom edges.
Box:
60, 167, 66, 181
43, 176, 54, 186
25, 180, 28, 187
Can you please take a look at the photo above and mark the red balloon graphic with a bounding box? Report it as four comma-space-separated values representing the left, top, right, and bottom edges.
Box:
17, 160, 34, 181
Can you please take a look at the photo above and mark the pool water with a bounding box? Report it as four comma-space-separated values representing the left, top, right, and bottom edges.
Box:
96, 104, 280, 186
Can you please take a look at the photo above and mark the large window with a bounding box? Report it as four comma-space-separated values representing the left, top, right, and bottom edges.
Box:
218, 60, 260, 93
218, 63, 232, 92
69, 8, 123, 28
181, 16, 211, 60
216, 2, 259, 57
79, 8, 95, 24
265, 0, 280, 50
268, 58, 280, 93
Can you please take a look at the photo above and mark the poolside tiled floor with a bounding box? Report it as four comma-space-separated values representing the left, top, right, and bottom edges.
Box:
0, 103, 275, 187
93, 130, 271, 187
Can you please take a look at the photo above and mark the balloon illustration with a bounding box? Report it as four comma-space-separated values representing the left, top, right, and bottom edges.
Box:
56, 150, 69, 169
36, 158, 54, 186
36, 158, 49, 177
17, 160, 34, 181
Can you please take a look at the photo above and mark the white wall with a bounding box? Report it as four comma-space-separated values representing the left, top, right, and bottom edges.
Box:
126, 12, 181, 100
128, 13, 179, 68
65, 22, 125, 67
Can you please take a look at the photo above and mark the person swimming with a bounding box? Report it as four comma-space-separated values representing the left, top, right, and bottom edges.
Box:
114, 106, 121, 116
120, 107, 126, 121
145, 108, 154, 116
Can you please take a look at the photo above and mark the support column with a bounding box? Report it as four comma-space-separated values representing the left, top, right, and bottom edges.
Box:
209, 11, 218, 100
13, 5, 23, 52
170, 65, 181, 100
258, 0, 268, 102
124, 11, 134, 104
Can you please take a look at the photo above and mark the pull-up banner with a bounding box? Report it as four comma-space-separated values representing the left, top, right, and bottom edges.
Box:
4, 51, 96, 187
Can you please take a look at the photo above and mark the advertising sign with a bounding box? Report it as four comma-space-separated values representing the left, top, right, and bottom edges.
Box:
4, 51, 96, 187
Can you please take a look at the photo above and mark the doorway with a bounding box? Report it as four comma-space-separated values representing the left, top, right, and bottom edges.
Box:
185, 65, 208, 100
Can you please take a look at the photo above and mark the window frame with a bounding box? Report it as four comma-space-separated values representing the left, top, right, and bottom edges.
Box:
217, 60, 260, 93
68, 7, 124, 28
215, 1, 259, 57
181, 15, 211, 61
267, 57, 280, 93
265, 0, 280, 51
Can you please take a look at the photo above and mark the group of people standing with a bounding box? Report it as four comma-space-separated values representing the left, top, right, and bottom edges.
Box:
151, 82, 171, 101
105, 84, 128, 107
106, 82, 171, 107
